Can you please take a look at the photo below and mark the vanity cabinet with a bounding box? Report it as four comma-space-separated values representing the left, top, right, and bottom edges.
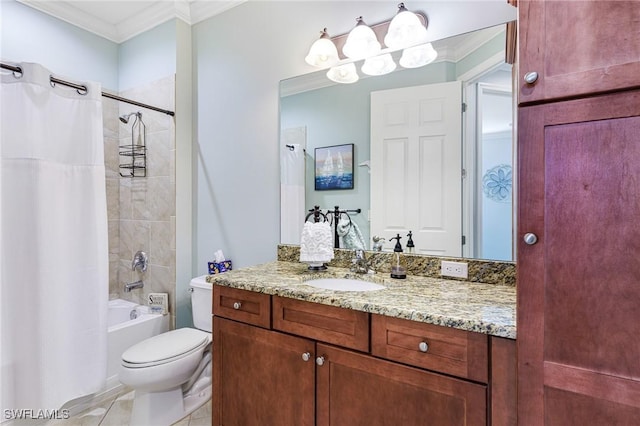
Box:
213, 285, 516, 425
213, 317, 315, 425
518, 0, 640, 423
517, 90, 640, 422
518, 1, 640, 105
316, 343, 486, 426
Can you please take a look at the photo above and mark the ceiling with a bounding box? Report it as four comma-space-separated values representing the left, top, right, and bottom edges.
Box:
17, 0, 246, 43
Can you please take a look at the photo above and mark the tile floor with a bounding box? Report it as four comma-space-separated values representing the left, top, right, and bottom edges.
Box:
47, 389, 211, 426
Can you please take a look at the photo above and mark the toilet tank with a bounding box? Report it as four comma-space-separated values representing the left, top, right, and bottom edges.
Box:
190, 275, 212, 332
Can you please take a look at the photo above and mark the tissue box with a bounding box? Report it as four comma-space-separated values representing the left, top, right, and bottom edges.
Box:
208, 260, 232, 274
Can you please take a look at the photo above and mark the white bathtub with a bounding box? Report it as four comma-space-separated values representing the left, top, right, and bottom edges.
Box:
63, 299, 169, 415
107, 299, 170, 384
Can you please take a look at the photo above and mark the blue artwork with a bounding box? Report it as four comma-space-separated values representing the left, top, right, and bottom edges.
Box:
315, 144, 354, 190
482, 164, 512, 202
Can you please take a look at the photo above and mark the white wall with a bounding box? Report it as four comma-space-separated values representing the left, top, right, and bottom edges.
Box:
118, 20, 177, 91
0, 0, 118, 90
191, 1, 516, 272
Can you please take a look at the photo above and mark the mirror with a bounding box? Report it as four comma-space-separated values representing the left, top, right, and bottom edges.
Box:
280, 23, 515, 261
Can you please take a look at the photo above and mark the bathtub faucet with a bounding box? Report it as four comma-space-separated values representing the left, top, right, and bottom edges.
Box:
124, 280, 144, 292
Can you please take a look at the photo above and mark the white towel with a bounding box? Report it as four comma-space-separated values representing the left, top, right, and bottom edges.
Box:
299, 221, 335, 263
337, 217, 366, 250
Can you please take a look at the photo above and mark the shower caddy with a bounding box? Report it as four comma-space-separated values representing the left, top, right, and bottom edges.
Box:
119, 111, 147, 178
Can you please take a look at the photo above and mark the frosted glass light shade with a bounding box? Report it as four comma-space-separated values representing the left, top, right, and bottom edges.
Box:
399, 43, 438, 68
327, 63, 359, 84
362, 54, 397, 76
384, 4, 428, 49
342, 17, 381, 60
305, 29, 339, 68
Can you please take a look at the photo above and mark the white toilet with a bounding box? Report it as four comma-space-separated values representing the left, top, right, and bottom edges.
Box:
119, 276, 212, 426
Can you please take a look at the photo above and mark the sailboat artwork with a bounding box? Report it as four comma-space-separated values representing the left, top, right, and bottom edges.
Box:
314, 143, 354, 190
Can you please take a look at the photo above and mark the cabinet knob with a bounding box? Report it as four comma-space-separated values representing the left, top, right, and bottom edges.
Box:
316, 356, 325, 366
418, 341, 429, 353
524, 71, 539, 84
523, 233, 538, 245
232, 301, 242, 310
301, 352, 311, 362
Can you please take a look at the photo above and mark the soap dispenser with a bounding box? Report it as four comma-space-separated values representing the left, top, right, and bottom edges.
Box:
389, 234, 407, 279
406, 231, 415, 254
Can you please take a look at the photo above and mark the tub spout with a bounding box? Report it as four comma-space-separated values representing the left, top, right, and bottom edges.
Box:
124, 280, 144, 292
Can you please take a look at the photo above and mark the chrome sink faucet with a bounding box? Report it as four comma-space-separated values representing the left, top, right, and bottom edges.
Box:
350, 250, 374, 274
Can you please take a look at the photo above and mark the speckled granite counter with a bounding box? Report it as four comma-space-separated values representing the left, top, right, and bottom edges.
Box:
208, 261, 516, 339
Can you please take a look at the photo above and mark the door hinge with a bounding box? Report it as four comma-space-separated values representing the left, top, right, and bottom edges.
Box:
462, 168, 467, 178
462, 102, 467, 113
462, 235, 466, 245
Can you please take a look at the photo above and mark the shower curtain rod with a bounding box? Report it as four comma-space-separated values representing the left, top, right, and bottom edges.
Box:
1, 62, 175, 117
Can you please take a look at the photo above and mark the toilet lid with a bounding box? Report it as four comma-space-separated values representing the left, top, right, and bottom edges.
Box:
122, 328, 210, 366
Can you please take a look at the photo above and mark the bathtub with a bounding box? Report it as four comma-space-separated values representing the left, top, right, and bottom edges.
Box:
107, 299, 170, 385
64, 299, 169, 415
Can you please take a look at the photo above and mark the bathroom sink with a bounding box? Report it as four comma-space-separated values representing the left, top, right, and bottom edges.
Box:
304, 278, 385, 292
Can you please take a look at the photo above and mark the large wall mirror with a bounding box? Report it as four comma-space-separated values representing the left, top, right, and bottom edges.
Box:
280, 21, 516, 262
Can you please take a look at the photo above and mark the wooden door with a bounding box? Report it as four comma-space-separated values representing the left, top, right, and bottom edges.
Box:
213, 317, 315, 426
370, 81, 462, 256
518, 1, 640, 105
316, 343, 487, 426
517, 90, 640, 424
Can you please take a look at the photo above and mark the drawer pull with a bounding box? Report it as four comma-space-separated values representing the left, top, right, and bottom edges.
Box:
524, 233, 538, 245
418, 341, 429, 353
316, 356, 326, 366
524, 71, 539, 84
302, 352, 311, 362
232, 301, 242, 310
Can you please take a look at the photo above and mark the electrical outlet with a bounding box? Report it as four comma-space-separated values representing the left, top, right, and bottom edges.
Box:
441, 260, 468, 279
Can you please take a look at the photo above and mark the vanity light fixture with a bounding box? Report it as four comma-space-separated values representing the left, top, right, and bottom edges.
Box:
342, 17, 381, 60
305, 28, 339, 68
304, 3, 435, 84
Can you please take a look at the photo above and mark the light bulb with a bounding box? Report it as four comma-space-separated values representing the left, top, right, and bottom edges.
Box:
305, 29, 339, 68
384, 3, 428, 49
327, 63, 359, 84
362, 54, 397, 76
342, 17, 381, 60
399, 43, 438, 69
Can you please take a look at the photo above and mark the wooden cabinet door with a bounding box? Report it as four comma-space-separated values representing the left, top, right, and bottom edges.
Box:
517, 90, 640, 424
213, 317, 315, 426
316, 343, 487, 426
519, 1, 640, 105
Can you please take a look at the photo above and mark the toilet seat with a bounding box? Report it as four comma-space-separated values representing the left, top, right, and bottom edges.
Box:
122, 328, 210, 369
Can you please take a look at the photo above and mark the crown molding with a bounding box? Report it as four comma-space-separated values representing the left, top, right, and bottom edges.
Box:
19, 0, 121, 42
189, 0, 246, 25
17, 0, 246, 44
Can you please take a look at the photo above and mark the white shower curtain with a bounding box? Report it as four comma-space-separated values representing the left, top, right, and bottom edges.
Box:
1, 63, 108, 412
280, 126, 306, 245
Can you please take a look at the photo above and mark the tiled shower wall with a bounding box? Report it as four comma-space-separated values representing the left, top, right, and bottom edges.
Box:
103, 75, 177, 328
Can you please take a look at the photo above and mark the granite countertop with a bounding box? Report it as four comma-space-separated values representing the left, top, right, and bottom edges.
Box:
208, 261, 516, 339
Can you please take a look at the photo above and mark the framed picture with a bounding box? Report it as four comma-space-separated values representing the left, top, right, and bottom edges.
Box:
314, 143, 354, 190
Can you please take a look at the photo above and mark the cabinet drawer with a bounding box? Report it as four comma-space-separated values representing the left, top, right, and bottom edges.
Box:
273, 296, 369, 352
213, 285, 271, 329
372, 315, 488, 383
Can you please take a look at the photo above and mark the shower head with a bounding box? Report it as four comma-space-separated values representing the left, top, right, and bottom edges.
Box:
119, 111, 141, 124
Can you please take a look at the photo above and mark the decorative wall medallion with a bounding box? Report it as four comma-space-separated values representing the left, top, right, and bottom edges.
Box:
482, 164, 512, 202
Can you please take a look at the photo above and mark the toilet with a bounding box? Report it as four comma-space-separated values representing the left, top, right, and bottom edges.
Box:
119, 276, 212, 426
